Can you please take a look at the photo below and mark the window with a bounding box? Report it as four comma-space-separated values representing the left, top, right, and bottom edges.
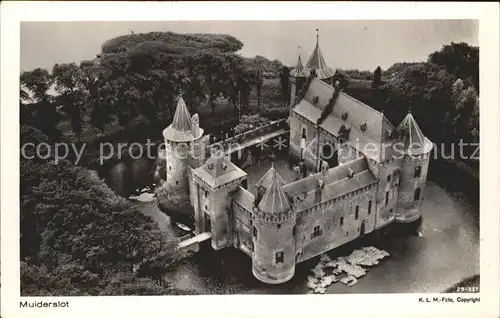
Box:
312, 225, 322, 238
302, 128, 307, 139
277, 223, 281, 229
169, 166, 171, 170
176, 181, 179, 186
275, 251, 284, 264
368, 201, 372, 215
340, 217, 344, 226
414, 166, 422, 178
205, 205, 208, 210
355, 206, 359, 220
205, 190, 208, 197
387, 174, 391, 182
385, 191, 389, 205
414, 188, 421, 201
253, 226, 257, 238
293, 225, 296, 236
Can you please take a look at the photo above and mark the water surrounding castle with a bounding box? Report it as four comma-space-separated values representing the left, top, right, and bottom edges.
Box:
160, 35, 433, 284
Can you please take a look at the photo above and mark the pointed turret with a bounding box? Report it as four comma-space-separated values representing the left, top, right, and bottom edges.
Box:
395, 110, 432, 155
290, 53, 310, 78
163, 94, 203, 142
306, 29, 336, 80
257, 167, 291, 214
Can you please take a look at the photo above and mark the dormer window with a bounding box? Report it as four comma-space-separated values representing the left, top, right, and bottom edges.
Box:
221, 163, 227, 171
207, 163, 214, 170
360, 123, 367, 132
313, 96, 319, 104
342, 112, 348, 120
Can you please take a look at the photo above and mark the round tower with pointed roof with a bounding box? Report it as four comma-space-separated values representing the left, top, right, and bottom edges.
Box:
394, 109, 433, 223
252, 165, 296, 284
162, 94, 205, 209
305, 29, 336, 82
289, 51, 310, 116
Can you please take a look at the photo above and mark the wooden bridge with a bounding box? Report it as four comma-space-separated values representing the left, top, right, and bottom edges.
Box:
207, 118, 289, 155
176, 232, 212, 252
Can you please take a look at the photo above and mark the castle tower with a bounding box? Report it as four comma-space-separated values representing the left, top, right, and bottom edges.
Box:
305, 29, 336, 81
162, 94, 205, 208
289, 51, 310, 115
394, 110, 433, 223
190, 152, 247, 249
252, 166, 296, 284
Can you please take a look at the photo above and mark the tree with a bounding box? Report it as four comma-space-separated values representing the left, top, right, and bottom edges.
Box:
255, 68, 264, 110
428, 42, 479, 92
279, 66, 290, 106
20, 68, 62, 141
372, 66, 382, 88
52, 63, 85, 138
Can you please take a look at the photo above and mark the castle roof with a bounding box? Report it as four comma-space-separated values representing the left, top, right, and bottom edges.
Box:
292, 78, 395, 161
395, 111, 433, 155
192, 152, 247, 188
290, 54, 310, 78
305, 33, 336, 80
163, 95, 203, 142
254, 164, 286, 190
283, 158, 377, 212
257, 167, 291, 214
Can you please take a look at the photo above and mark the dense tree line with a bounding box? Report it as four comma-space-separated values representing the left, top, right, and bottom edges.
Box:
20, 32, 285, 145
370, 42, 479, 164
19, 126, 198, 295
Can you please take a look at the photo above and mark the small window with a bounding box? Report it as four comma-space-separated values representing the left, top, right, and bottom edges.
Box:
340, 217, 344, 226
385, 191, 389, 205
302, 128, 307, 139
176, 181, 179, 186
368, 201, 372, 215
253, 226, 257, 238
293, 225, 296, 236
414, 188, 421, 201
355, 206, 359, 220
205, 190, 208, 197
414, 166, 422, 178
312, 225, 322, 238
205, 205, 208, 210
277, 223, 281, 229
387, 174, 391, 182
275, 251, 284, 264
169, 166, 171, 170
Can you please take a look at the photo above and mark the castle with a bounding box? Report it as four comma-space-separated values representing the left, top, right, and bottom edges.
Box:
161, 34, 433, 284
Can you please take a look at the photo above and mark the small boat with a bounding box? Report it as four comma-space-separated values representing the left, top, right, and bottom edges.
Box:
176, 223, 192, 232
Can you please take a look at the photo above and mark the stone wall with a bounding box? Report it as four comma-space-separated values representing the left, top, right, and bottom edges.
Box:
396, 152, 431, 223
252, 215, 296, 284
295, 185, 378, 263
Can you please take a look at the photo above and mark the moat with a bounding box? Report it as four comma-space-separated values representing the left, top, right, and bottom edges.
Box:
130, 155, 479, 294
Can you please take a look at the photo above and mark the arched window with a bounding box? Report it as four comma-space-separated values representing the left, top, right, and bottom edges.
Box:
414, 166, 422, 178
414, 188, 421, 201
